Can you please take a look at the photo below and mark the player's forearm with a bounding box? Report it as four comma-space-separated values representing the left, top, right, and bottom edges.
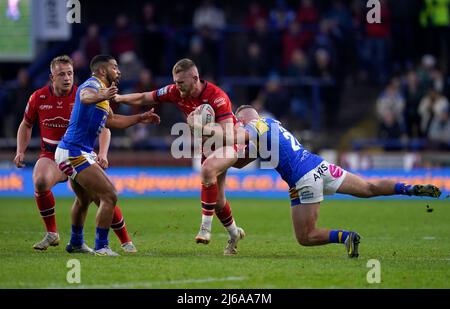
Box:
98, 128, 111, 157
115, 93, 154, 106
106, 114, 141, 129
16, 121, 32, 154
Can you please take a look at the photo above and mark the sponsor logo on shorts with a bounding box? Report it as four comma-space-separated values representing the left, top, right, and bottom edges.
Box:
301, 190, 314, 200
313, 163, 328, 181
329, 164, 343, 178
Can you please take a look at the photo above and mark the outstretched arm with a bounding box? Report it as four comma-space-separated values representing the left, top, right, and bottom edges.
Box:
106, 108, 161, 129
114, 92, 156, 106
80, 82, 118, 105
14, 120, 33, 168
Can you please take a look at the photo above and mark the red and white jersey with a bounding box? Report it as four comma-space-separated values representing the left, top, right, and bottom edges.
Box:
151, 80, 236, 124
23, 85, 77, 156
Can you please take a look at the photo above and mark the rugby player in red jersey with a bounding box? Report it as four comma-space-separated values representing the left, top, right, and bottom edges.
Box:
14, 55, 137, 253
114, 58, 245, 255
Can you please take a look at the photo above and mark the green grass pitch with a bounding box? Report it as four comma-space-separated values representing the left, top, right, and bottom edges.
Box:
0, 198, 448, 288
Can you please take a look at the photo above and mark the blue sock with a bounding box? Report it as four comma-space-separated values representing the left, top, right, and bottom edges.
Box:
395, 183, 413, 195
70, 225, 84, 247
329, 230, 350, 244
95, 227, 110, 250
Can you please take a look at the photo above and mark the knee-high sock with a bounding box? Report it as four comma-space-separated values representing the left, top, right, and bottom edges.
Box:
215, 201, 238, 237
35, 190, 56, 233
111, 205, 131, 244
200, 183, 217, 231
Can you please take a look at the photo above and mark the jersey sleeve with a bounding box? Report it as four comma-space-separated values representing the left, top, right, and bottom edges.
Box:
210, 92, 234, 122
151, 84, 177, 104
80, 79, 101, 92
23, 92, 38, 125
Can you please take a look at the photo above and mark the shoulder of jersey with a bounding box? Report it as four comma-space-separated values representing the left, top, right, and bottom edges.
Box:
81, 78, 102, 89
31, 86, 51, 101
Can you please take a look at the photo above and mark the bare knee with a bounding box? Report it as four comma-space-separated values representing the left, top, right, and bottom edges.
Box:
101, 189, 118, 207
296, 231, 315, 246
34, 176, 52, 193
201, 162, 217, 184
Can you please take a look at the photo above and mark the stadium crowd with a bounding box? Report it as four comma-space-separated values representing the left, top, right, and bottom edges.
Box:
0, 0, 449, 150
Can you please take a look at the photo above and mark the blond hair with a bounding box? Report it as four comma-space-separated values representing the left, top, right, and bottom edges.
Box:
172, 58, 197, 75
50, 55, 73, 72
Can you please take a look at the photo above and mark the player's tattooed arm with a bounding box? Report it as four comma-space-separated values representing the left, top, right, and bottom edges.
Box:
114, 92, 156, 106
80, 82, 118, 104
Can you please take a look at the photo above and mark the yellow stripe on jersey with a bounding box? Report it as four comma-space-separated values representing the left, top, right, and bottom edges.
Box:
96, 100, 109, 112
338, 231, 343, 243
69, 155, 88, 168
255, 118, 269, 135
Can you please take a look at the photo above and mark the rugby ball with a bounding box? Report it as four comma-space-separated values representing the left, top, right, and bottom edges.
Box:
195, 104, 215, 126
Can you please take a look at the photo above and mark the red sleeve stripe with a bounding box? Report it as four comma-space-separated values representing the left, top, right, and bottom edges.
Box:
215, 112, 233, 121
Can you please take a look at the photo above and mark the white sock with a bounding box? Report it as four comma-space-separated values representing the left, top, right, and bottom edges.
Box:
201, 215, 213, 231
226, 221, 238, 238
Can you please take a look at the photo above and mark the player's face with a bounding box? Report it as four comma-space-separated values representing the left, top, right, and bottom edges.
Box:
106, 59, 121, 86
173, 71, 196, 98
51, 63, 73, 94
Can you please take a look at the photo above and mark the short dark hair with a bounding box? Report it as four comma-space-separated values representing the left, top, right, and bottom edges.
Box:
90, 54, 115, 72
50, 55, 73, 72
235, 104, 255, 115
172, 58, 196, 75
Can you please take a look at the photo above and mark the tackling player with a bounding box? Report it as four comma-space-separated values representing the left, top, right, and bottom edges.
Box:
233, 105, 441, 257
14, 55, 137, 253
56, 55, 160, 256
114, 58, 245, 255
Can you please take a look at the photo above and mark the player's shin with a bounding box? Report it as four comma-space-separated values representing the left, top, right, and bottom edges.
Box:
200, 183, 217, 232
35, 190, 57, 233
111, 205, 131, 244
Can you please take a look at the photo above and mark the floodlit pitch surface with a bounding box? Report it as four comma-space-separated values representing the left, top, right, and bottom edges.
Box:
0, 198, 448, 288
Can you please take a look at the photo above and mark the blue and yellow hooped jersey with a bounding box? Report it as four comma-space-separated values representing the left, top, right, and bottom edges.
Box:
245, 117, 323, 188
59, 76, 109, 153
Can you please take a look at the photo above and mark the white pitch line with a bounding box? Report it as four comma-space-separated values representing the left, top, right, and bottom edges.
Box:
45, 276, 247, 289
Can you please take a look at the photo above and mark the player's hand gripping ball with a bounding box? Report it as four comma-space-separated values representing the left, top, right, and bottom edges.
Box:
188, 104, 215, 132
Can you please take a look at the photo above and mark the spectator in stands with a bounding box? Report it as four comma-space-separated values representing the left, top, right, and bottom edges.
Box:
193, 0, 225, 31
187, 36, 215, 78
363, 0, 391, 84
296, 0, 319, 27
268, 0, 296, 31
286, 48, 309, 77
244, 1, 268, 29
249, 17, 280, 72
402, 69, 423, 138
3, 68, 34, 138
109, 14, 137, 59
376, 78, 406, 124
418, 87, 449, 137
282, 21, 313, 69
427, 106, 450, 149
79, 24, 106, 62
119, 51, 142, 85
140, 2, 165, 75
192, 0, 226, 79
259, 74, 290, 121
70, 50, 90, 85
310, 48, 339, 130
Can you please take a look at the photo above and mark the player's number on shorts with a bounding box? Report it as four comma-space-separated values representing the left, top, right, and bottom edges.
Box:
280, 126, 301, 151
